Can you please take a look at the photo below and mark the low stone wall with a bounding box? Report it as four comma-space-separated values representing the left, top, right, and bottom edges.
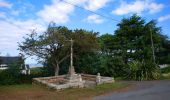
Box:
81, 73, 115, 85
81, 74, 97, 81
100, 76, 115, 84
33, 73, 115, 90
33, 74, 85, 90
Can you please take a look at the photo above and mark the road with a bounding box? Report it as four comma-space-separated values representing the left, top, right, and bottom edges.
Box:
94, 80, 170, 100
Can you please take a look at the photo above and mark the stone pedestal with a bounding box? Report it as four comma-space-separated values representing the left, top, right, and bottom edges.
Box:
68, 66, 75, 76
66, 74, 82, 82
66, 74, 84, 88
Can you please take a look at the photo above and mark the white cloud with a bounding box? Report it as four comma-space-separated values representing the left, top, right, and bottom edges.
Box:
0, 19, 46, 55
158, 14, 170, 22
37, 0, 110, 23
83, 0, 110, 24
0, 0, 12, 8
85, 0, 110, 11
0, 0, 111, 57
85, 14, 104, 24
112, 0, 164, 15
37, 0, 86, 24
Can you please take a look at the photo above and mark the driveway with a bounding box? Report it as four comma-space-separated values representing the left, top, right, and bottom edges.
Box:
93, 80, 170, 100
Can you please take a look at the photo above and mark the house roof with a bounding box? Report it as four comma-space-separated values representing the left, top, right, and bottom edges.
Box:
0, 56, 23, 65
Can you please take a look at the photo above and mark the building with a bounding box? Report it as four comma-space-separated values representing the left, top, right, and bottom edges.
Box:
0, 56, 30, 75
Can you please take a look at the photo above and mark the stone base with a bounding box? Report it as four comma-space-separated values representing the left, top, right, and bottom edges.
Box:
66, 74, 81, 82
32, 73, 114, 90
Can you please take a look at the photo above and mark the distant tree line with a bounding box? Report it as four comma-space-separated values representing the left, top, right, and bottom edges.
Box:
19, 14, 170, 80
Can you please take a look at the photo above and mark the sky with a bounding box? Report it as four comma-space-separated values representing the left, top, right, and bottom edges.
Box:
0, 0, 170, 64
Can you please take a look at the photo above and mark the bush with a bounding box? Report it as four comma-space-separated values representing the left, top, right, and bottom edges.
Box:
99, 56, 126, 77
0, 68, 46, 85
126, 60, 160, 80
0, 62, 21, 85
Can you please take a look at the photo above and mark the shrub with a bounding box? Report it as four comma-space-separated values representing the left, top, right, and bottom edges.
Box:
99, 56, 126, 77
126, 60, 160, 80
0, 62, 21, 85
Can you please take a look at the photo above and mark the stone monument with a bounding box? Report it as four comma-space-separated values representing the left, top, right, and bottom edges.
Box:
66, 38, 83, 85
33, 39, 114, 90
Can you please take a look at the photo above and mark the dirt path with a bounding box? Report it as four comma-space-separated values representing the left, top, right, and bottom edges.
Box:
93, 80, 170, 100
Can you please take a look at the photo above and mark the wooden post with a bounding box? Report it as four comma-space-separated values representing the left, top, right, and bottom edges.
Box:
150, 27, 156, 64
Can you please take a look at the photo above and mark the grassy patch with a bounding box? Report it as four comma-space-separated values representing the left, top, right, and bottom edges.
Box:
0, 82, 128, 100
160, 66, 170, 80
160, 73, 170, 80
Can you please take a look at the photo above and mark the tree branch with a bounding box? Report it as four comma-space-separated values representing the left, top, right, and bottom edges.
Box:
59, 55, 70, 64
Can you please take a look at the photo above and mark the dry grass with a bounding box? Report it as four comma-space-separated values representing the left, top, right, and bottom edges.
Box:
0, 82, 128, 100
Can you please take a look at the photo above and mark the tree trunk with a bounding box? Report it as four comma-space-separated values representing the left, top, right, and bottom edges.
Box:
55, 63, 59, 76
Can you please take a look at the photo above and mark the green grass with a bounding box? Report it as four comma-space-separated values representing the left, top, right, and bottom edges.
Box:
160, 73, 170, 80
0, 82, 128, 100
160, 66, 170, 80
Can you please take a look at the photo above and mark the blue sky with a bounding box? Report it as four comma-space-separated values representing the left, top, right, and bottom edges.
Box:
0, 0, 170, 64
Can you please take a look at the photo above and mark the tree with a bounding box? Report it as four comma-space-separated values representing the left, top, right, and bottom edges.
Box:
71, 29, 99, 74
112, 14, 168, 80
19, 23, 71, 76
98, 34, 126, 77
97, 14, 169, 79
19, 23, 99, 76
98, 34, 115, 54
157, 39, 170, 64
58, 29, 99, 75
74, 52, 100, 74
113, 14, 167, 63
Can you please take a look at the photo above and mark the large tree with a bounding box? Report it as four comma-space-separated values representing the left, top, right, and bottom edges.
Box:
98, 34, 126, 77
113, 14, 168, 64
19, 23, 99, 76
98, 14, 170, 79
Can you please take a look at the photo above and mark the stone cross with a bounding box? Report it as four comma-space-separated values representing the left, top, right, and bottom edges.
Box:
68, 38, 75, 76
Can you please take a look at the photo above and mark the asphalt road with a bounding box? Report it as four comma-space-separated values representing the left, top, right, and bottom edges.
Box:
94, 80, 170, 100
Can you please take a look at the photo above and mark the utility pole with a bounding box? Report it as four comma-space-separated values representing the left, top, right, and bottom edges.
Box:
150, 27, 156, 64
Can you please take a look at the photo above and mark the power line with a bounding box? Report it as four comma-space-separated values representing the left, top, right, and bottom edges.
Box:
60, 0, 170, 38
60, 0, 170, 39
60, 0, 120, 22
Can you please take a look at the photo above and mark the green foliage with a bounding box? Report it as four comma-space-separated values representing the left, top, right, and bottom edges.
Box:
17, 15, 170, 81
114, 14, 166, 63
99, 34, 115, 52
127, 60, 160, 80
0, 62, 21, 85
99, 55, 126, 77
72, 29, 99, 54
96, 14, 169, 80
19, 24, 99, 76
74, 52, 100, 74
